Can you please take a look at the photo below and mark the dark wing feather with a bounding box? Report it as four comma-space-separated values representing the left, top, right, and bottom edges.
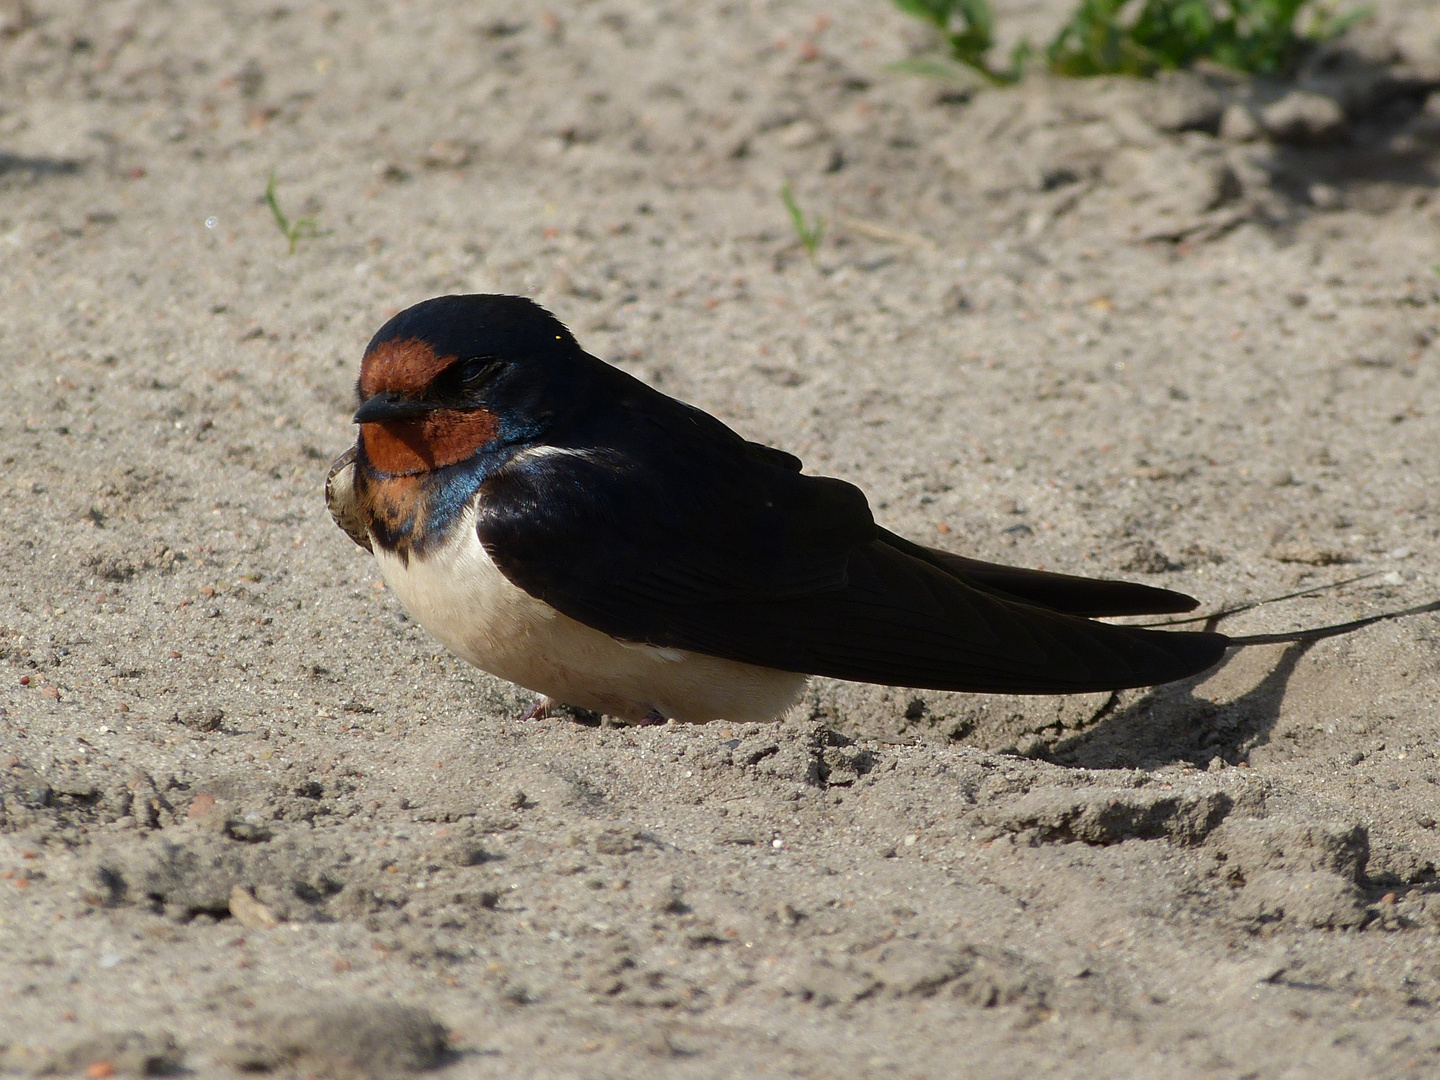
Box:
879, 529, 1198, 617
477, 444, 1225, 694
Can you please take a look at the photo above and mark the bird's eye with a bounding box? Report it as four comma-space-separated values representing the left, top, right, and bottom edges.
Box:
458, 357, 503, 388
431, 357, 503, 401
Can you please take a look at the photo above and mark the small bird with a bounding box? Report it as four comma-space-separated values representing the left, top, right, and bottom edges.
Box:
326, 294, 1432, 725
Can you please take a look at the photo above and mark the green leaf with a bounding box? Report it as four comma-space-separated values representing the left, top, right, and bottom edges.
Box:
780, 183, 824, 262
885, 57, 983, 82
893, 0, 955, 31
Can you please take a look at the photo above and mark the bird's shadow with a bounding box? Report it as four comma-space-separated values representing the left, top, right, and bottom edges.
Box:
1048, 640, 1317, 770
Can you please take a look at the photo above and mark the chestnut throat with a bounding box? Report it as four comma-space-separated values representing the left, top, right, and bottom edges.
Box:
359, 408, 499, 476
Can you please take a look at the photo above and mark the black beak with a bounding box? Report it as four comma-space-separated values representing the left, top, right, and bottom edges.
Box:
353, 392, 441, 424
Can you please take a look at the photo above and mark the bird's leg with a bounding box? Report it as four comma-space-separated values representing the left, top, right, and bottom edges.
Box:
636, 709, 670, 727
515, 697, 552, 722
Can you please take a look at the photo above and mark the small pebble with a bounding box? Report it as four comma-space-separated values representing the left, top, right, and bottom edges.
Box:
230, 884, 280, 930
180, 706, 223, 731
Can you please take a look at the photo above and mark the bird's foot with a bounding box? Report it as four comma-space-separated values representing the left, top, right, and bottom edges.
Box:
516, 698, 552, 723
635, 709, 670, 727
516, 698, 607, 726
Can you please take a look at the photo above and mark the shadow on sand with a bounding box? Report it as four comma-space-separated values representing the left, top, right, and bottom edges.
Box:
1049, 640, 1318, 770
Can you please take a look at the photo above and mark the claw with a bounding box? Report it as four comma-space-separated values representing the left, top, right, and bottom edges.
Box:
516, 698, 551, 723
636, 709, 669, 727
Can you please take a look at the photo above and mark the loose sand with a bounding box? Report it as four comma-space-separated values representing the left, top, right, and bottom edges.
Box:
3, 1, 1440, 1076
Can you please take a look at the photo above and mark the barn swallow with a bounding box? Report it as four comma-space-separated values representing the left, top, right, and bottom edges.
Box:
326, 294, 1428, 725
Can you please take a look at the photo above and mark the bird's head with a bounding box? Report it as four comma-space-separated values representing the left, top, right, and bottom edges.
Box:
352, 294, 583, 476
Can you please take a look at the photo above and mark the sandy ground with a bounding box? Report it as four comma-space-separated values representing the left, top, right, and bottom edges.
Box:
3, 0, 1440, 1076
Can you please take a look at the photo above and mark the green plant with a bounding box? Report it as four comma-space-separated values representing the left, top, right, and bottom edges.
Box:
1047, 0, 1353, 76
892, 0, 1029, 84
264, 171, 324, 254
893, 0, 1370, 80
1301, 1, 1373, 44
780, 183, 824, 261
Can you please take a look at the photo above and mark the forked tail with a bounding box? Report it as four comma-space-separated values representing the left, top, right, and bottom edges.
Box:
1224, 599, 1440, 647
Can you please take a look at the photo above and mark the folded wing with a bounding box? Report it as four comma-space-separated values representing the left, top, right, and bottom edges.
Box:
476, 437, 1226, 694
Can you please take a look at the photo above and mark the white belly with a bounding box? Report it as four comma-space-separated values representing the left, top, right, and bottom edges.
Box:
370, 507, 807, 724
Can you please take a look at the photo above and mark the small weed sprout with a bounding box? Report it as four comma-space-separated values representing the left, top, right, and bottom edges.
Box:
264, 171, 324, 254
781, 182, 824, 261
893, 0, 1370, 81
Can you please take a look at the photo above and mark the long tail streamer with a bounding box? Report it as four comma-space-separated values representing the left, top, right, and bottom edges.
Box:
1224, 598, 1440, 647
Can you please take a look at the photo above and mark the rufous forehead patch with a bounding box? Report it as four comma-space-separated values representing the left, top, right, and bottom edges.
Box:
358, 337, 456, 399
